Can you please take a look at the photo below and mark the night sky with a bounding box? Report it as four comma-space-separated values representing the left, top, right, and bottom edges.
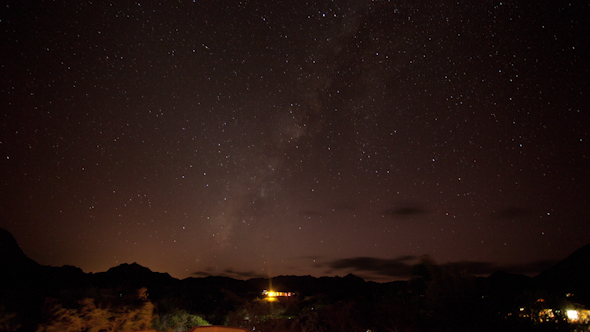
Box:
1, 0, 589, 282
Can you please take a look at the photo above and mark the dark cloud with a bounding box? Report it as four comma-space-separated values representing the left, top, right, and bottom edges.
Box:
492, 207, 532, 220
385, 204, 428, 217
192, 268, 266, 279
320, 256, 557, 278
439, 261, 496, 275
497, 260, 557, 275
321, 256, 418, 277
223, 268, 267, 279
192, 271, 213, 277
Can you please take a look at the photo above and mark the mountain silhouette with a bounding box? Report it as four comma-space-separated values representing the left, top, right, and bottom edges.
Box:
3, 227, 590, 332
0, 228, 39, 267
90, 262, 178, 290
1, 227, 590, 305
0, 228, 41, 286
535, 243, 590, 301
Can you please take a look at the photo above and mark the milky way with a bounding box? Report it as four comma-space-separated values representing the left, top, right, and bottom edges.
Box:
1, 0, 588, 281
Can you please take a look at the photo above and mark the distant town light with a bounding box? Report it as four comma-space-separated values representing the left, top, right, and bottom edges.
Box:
567, 310, 578, 322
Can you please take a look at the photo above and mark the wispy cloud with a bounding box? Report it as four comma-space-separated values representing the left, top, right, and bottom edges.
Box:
192, 268, 266, 279
223, 268, 267, 279
192, 271, 213, 277
384, 203, 428, 218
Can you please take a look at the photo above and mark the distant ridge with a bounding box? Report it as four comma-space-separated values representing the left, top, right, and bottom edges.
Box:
1, 227, 589, 302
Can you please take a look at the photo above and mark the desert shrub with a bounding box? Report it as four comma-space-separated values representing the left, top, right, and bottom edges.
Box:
36, 297, 155, 332
152, 308, 209, 332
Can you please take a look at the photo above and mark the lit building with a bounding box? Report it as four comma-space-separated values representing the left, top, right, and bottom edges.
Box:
262, 289, 296, 302
566, 307, 590, 324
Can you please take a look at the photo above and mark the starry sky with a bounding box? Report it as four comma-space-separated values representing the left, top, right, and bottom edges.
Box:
1, 0, 589, 282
